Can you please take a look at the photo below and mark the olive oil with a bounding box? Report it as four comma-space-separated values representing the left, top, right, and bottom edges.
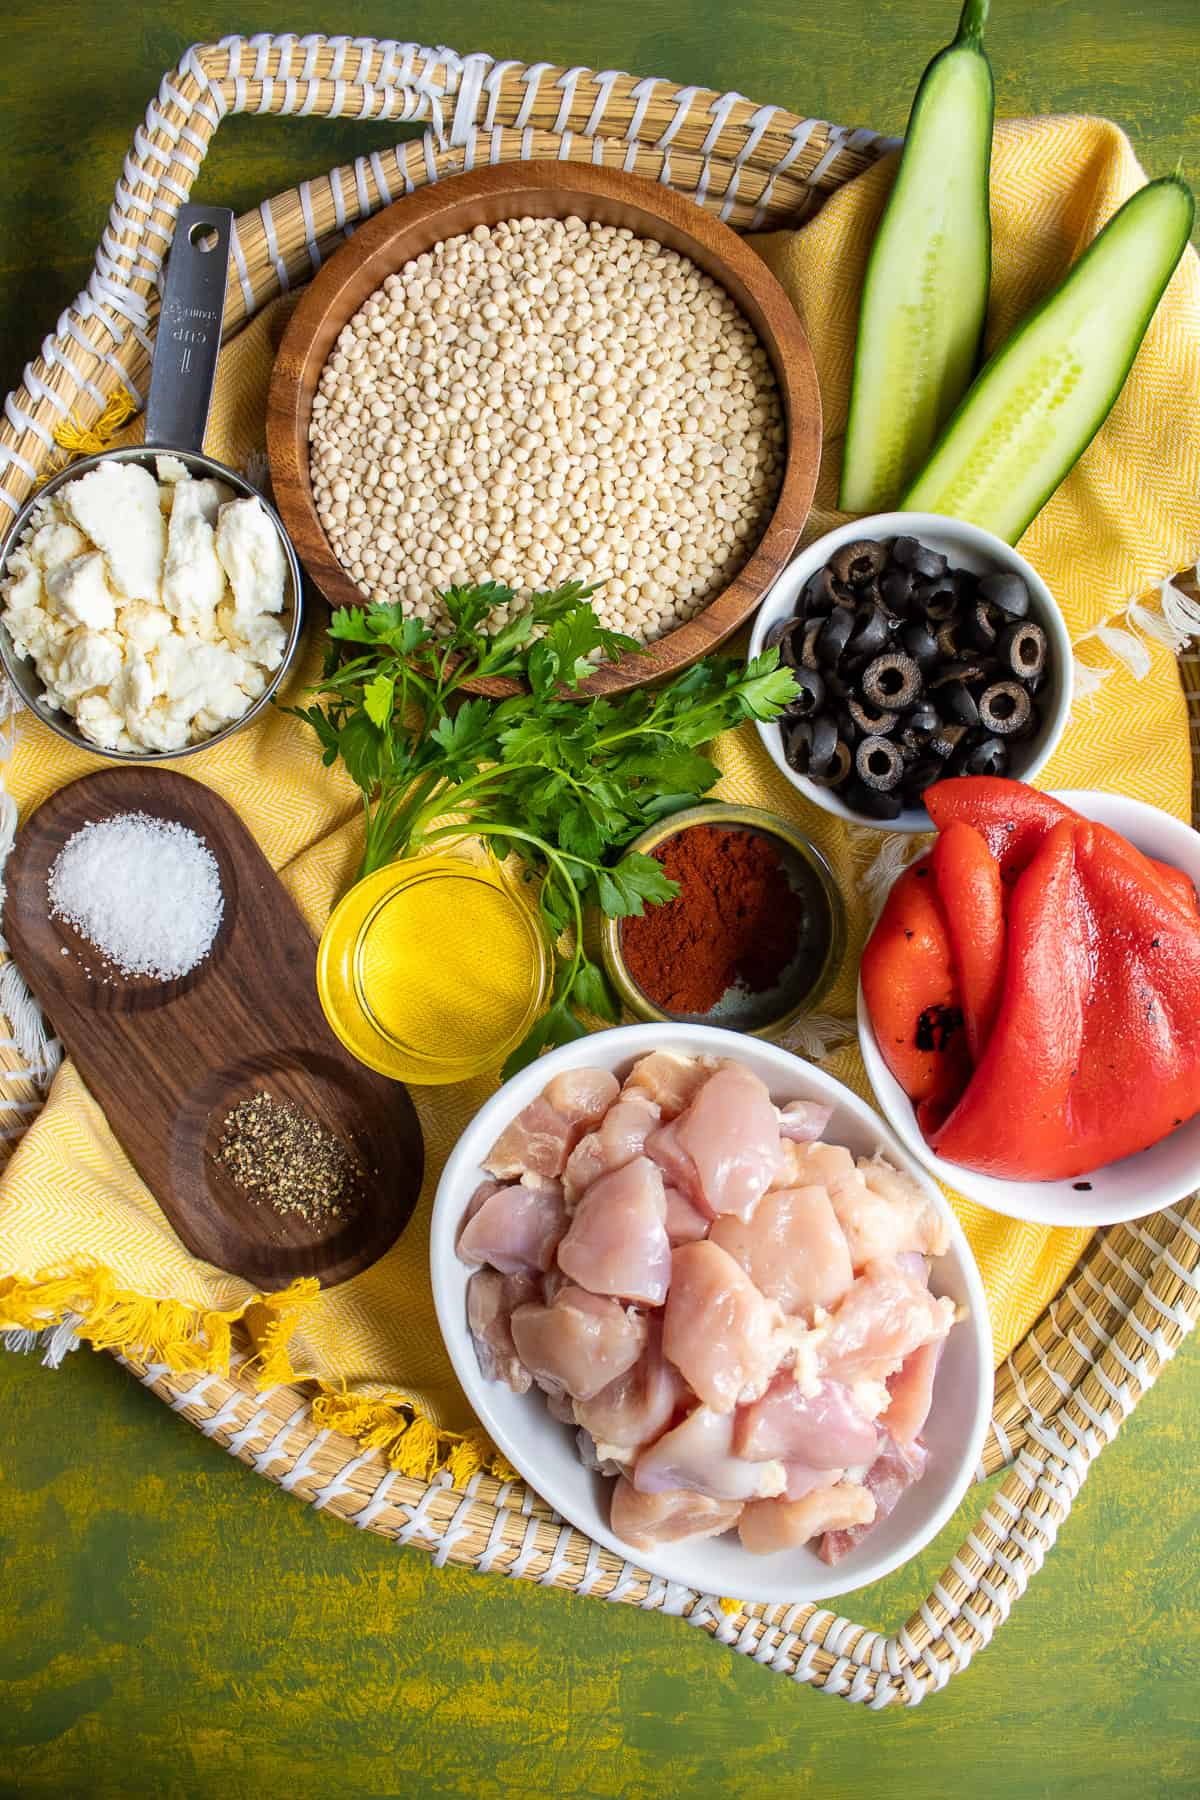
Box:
317, 856, 549, 1084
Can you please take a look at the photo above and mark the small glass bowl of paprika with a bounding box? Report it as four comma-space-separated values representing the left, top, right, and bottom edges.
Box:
599, 803, 846, 1038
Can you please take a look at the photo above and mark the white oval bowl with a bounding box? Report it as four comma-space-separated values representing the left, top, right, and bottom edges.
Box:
747, 512, 1072, 834
431, 1021, 993, 1606
858, 790, 1200, 1228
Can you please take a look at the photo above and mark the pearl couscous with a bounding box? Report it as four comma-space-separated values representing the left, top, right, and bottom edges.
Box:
309, 215, 785, 643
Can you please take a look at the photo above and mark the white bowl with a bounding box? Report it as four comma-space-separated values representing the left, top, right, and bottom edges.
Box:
747, 512, 1073, 834
431, 1021, 993, 1606
858, 790, 1200, 1228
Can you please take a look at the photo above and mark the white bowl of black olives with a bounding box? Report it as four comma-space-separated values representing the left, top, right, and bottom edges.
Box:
748, 514, 1072, 832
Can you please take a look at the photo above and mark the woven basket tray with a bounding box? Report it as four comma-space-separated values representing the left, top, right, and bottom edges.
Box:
2, 35, 1198, 1708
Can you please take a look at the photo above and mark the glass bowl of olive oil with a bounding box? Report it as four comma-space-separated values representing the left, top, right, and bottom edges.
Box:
316, 854, 551, 1085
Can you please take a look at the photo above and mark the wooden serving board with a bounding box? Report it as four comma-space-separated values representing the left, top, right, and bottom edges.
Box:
4, 768, 424, 1288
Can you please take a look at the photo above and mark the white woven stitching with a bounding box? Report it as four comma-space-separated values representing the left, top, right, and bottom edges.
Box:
278, 1427, 331, 1492
450, 51, 491, 146
514, 63, 554, 130
252, 1402, 310, 1476
310, 1448, 373, 1511
583, 70, 625, 137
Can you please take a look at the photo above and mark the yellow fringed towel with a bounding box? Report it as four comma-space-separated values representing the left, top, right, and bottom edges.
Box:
2, 115, 1199, 1477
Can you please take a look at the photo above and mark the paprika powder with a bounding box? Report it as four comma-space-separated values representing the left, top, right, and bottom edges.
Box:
620, 824, 809, 1016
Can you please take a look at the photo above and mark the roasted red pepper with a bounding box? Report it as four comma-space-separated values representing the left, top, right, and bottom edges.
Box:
927, 777, 1198, 914
931, 820, 1006, 1063
930, 816, 1200, 1180
859, 858, 971, 1127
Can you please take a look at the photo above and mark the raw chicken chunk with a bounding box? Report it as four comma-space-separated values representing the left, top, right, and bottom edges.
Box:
773, 1139, 858, 1194
829, 1155, 949, 1267
510, 1285, 646, 1401
662, 1240, 784, 1412
820, 1437, 929, 1564
710, 1184, 854, 1317
739, 1481, 876, 1554
466, 1269, 540, 1393
556, 1155, 672, 1305
456, 1179, 567, 1275
881, 1338, 944, 1446
483, 1068, 619, 1180
621, 1050, 715, 1119
633, 1404, 785, 1502
611, 1477, 743, 1551
783, 1462, 845, 1501
734, 1374, 879, 1469
664, 1185, 710, 1246
577, 1428, 623, 1475
574, 1318, 685, 1462
776, 1100, 834, 1142
646, 1062, 780, 1221
820, 1259, 957, 1385
563, 1093, 661, 1206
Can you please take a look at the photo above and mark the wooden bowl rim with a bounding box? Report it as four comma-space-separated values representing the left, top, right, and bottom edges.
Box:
266, 161, 822, 696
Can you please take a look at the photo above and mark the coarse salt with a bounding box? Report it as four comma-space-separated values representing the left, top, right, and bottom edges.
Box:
48, 811, 224, 980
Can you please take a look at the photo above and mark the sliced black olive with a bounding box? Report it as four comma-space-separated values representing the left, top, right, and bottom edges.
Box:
802, 565, 840, 614
998, 620, 1047, 681
822, 669, 852, 702
963, 735, 1010, 776
829, 539, 887, 587
935, 622, 961, 660
781, 666, 825, 719
847, 604, 891, 661
855, 734, 905, 792
808, 738, 853, 788
893, 537, 948, 580
765, 617, 790, 652
801, 619, 823, 670
775, 618, 807, 670
845, 778, 904, 820
861, 651, 922, 711
918, 583, 958, 623
782, 717, 812, 772
807, 712, 839, 775
907, 700, 940, 736
891, 535, 947, 578
979, 571, 1031, 619
901, 621, 940, 668
816, 605, 855, 666
931, 658, 990, 688
977, 681, 1032, 735
965, 600, 999, 651
930, 721, 969, 760
941, 681, 981, 727
848, 694, 898, 736
881, 566, 914, 611
904, 756, 945, 800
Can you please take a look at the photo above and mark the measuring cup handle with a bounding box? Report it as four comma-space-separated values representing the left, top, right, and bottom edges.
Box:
143, 204, 234, 453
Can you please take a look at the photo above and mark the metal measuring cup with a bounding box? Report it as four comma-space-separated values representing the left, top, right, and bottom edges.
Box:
0, 204, 304, 762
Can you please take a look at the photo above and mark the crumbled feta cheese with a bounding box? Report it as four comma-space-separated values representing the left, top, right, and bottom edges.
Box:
61, 461, 165, 602
28, 520, 87, 571
43, 552, 119, 631
0, 459, 291, 753
215, 497, 286, 616
44, 628, 124, 702
162, 479, 228, 629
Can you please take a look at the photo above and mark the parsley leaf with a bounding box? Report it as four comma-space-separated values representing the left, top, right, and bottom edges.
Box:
294, 581, 799, 1067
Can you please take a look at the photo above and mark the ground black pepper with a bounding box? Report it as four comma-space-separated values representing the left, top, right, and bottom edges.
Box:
217, 1092, 362, 1224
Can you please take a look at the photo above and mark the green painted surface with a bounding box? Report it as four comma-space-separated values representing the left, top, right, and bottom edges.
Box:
1, 1, 1198, 1792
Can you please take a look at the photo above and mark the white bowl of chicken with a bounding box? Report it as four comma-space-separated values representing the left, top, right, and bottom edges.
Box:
430, 1023, 992, 1605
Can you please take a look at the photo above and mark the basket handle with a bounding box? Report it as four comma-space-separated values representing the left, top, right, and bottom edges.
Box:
0, 35, 892, 525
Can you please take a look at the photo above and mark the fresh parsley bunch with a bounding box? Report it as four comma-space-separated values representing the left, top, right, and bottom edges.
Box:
293, 580, 799, 1073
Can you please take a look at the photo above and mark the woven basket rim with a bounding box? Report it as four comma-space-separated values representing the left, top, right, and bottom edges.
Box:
0, 34, 1197, 1709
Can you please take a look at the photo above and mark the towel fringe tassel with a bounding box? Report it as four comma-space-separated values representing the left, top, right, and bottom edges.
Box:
0, 1264, 514, 1487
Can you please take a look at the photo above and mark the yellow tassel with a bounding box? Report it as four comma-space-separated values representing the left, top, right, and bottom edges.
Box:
718, 1596, 742, 1615
35, 385, 139, 486
312, 1385, 516, 1488
0, 1263, 315, 1383
241, 1277, 320, 1387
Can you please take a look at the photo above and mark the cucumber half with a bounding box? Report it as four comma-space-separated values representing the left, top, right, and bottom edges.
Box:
839, 0, 994, 515
901, 175, 1195, 543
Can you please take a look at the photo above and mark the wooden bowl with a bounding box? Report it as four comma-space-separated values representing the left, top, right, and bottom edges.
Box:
266, 163, 821, 696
